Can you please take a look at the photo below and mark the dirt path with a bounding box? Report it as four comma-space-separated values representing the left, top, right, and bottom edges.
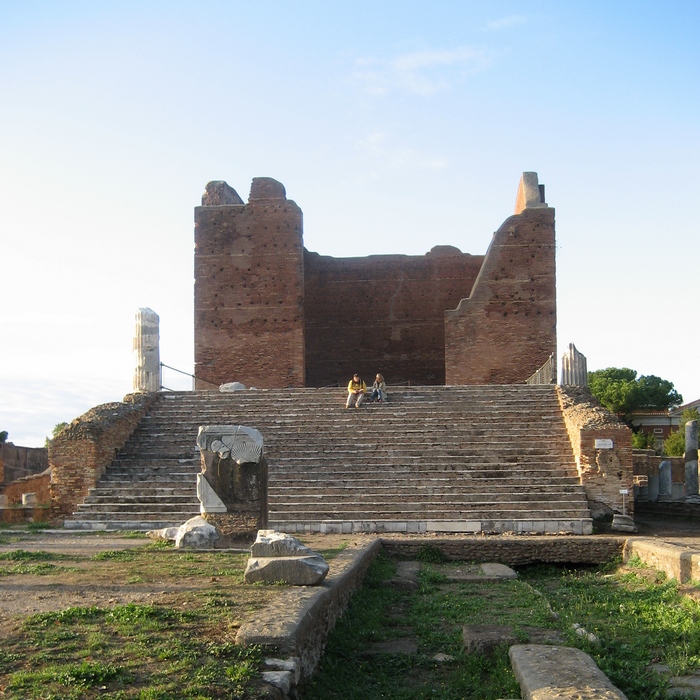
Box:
2, 517, 700, 623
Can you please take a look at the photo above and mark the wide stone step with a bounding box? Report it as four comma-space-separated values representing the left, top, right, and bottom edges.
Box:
268, 491, 586, 504
102, 473, 198, 483
65, 385, 593, 533
64, 515, 199, 530
269, 468, 580, 480
75, 502, 200, 514
82, 494, 198, 505
268, 506, 591, 519
268, 518, 593, 536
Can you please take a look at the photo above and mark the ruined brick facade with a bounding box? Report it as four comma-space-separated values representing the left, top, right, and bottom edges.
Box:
194, 173, 556, 389
557, 386, 634, 519
49, 393, 157, 518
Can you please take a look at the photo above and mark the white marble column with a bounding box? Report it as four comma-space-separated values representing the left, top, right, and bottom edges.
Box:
560, 343, 588, 386
132, 308, 160, 392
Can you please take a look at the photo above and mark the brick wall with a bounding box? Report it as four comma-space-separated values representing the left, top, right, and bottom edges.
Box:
633, 450, 685, 484
49, 393, 157, 518
194, 178, 305, 389
0, 442, 48, 486
4, 471, 51, 506
444, 207, 557, 384
194, 174, 557, 389
304, 247, 483, 386
557, 386, 634, 519
380, 536, 625, 565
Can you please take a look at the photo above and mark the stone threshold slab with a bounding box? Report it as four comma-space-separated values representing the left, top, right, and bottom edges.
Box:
270, 518, 594, 535
510, 644, 628, 699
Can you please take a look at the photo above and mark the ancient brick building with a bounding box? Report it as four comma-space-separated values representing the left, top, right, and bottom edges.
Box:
194, 172, 556, 389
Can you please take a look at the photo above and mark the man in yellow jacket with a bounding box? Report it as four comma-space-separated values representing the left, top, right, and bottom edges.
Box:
346, 373, 366, 409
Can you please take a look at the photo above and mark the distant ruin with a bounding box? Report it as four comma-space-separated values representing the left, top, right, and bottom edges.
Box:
193, 172, 556, 389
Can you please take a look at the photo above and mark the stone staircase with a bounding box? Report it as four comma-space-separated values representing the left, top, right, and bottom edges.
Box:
64, 385, 593, 534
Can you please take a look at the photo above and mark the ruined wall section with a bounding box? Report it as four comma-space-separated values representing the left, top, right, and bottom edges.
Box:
0, 443, 48, 486
304, 246, 483, 386
557, 386, 634, 519
194, 178, 305, 389
444, 206, 556, 384
49, 393, 157, 518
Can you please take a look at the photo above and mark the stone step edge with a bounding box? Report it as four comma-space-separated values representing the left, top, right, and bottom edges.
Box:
266, 518, 594, 535
63, 517, 594, 535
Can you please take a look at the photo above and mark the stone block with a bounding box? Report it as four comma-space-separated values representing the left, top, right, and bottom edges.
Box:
648, 474, 660, 501
251, 530, 315, 558
244, 555, 329, 586
261, 670, 292, 695
175, 516, 220, 549
509, 644, 628, 699
426, 520, 481, 533
264, 657, 301, 684
219, 382, 246, 392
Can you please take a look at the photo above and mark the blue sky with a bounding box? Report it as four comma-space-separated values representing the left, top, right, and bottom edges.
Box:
1, 1, 698, 446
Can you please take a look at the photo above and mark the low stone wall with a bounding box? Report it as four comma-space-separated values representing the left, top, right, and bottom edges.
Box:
557, 386, 634, 519
624, 538, 700, 583
1, 504, 51, 524
380, 535, 625, 565
3, 470, 51, 506
633, 449, 685, 501
244, 534, 629, 697
49, 393, 158, 519
236, 538, 382, 679
0, 443, 48, 485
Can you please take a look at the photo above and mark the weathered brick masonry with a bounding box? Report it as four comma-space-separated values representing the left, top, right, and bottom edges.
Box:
304, 247, 483, 386
48, 393, 157, 518
194, 173, 556, 388
633, 449, 685, 484
194, 178, 305, 389
445, 207, 556, 384
0, 442, 47, 485
380, 536, 625, 565
557, 386, 634, 518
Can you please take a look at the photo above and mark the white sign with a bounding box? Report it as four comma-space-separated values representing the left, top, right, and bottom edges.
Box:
620, 489, 629, 495
595, 439, 614, 449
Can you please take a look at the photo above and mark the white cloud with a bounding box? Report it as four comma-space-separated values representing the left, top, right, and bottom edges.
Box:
485, 15, 527, 31
391, 47, 490, 72
353, 45, 495, 97
355, 131, 449, 173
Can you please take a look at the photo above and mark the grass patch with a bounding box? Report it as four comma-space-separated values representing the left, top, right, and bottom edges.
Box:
91, 549, 139, 561
304, 555, 700, 700
416, 544, 449, 564
0, 549, 69, 561
6, 601, 265, 699
519, 563, 700, 698
302, 552, 521, 699
0, 545, 274, 699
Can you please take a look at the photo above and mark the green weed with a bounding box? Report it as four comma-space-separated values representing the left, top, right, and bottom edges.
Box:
0, 549, 65, 561
416, 544, 449, 563
91, 549, 138, 561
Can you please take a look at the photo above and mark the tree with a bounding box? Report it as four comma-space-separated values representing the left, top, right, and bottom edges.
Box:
0, 430, 7, 444
664, 408, 700, 457
44, 422, 69, 448
631, 430, 657, 450
588, 368, 683, 417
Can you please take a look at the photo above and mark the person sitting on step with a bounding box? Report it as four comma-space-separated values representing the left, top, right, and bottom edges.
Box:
369, 373, 387, 403
346, 373, 366, 408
